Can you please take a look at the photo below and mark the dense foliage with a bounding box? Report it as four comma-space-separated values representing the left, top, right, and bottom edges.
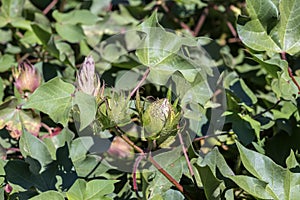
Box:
0, 0, 300, 199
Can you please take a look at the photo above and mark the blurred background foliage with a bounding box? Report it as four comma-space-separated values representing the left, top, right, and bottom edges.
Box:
0, 0, 300, 199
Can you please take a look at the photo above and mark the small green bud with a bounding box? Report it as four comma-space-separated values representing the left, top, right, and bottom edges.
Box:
97, 91, 132, 129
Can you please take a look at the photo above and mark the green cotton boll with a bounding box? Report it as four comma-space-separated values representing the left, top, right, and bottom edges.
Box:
142, 98, 180, 140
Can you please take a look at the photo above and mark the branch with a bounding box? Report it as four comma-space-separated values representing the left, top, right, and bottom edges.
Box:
133, 155, 143, 198
178, 130, 198, 188
161, 3, 193, 34
43, 0, 58, 15
253, 99, 281, 119
115, 126, 192, 200
193, 7, 209, 36
226, 21, 237, 38
129, 67, 150, 98
193, 132, 228, 142
281, 52, 300, 94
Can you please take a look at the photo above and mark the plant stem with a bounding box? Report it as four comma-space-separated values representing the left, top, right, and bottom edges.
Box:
253, 99, 281, 119
193, 132, 228, 142
43, 0, 58, 15
226, 21, 237, 38
280, 52, 300, 94
41, 122, 53, 135
115, 126, 192, 200
193, 7, 209, 36
133, 155, 143, 192
160, 3, 193, 34
178, 130, 198, 188
129, 67, 150, 98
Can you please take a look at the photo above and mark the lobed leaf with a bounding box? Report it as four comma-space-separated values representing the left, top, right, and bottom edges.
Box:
23, 77, 75, 126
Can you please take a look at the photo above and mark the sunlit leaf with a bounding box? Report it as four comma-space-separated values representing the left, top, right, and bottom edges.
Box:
23, 77, 75, 126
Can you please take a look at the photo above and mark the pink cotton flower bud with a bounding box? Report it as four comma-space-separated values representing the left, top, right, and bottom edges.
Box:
76, 56, 101, 97
12, 62, 42, 95
4, 184, 12, 193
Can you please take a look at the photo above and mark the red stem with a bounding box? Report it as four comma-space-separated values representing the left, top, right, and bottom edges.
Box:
116, 128, 192, 200
280, 52, 300, 94
178, 131, 199, 187
43, 0, 58, 15
133, 155, 143, 191
41, 122, 53, 135
226, 21, 237, 38
161, 3, 193, 34
193, 7, 209, 36
129, 67, 150, 98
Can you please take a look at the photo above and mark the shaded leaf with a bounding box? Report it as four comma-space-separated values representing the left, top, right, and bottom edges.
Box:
53, 10, 99, 25
5, 159, 57, 192
55, 23, 85, 43
0, 54, 15, 72
19, 130, 52, 170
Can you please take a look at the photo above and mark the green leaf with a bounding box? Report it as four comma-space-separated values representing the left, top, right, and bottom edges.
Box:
66, 179, 116, 200
197, 148, 234, 200
85, 180, 115, 199
42, 128, 74, 160
0, 160, 6, 185
70, 138, 112, 177
250, 53, 288, 78
197, 147, 273, 199
286, 150, 299, 169
148, 148, 183, 198
0, 54, 15, 72
0, 98, 41, 138
277, 0, 300, 54
31, 24, 60, 57
4, 159, 57, 192
135, 12, 209, 84
0, 78, 4, 103
55, 23, 86, 43
73, 91, 96, 131
237, 0, 300, 55
23, 77, 75, 126
237, 0, 280, 53
229, 175, 272, 199
30, 191, 64, 200
236, 140, 300, 200
224, 72, 257, 106
19, 130, 52, 170
272, 71, 299, 100
0, 29, 12, 43
162, 189, 185, 200
53, 10, 99, 25
66, 179, 86, 200
0, 0, 25, 23
55, 41, 75, 67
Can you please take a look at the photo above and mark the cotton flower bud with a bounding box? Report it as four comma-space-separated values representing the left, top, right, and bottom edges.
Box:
12, 62, 42, 95
76, 56, 102, 98
142, 98, 180, 140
